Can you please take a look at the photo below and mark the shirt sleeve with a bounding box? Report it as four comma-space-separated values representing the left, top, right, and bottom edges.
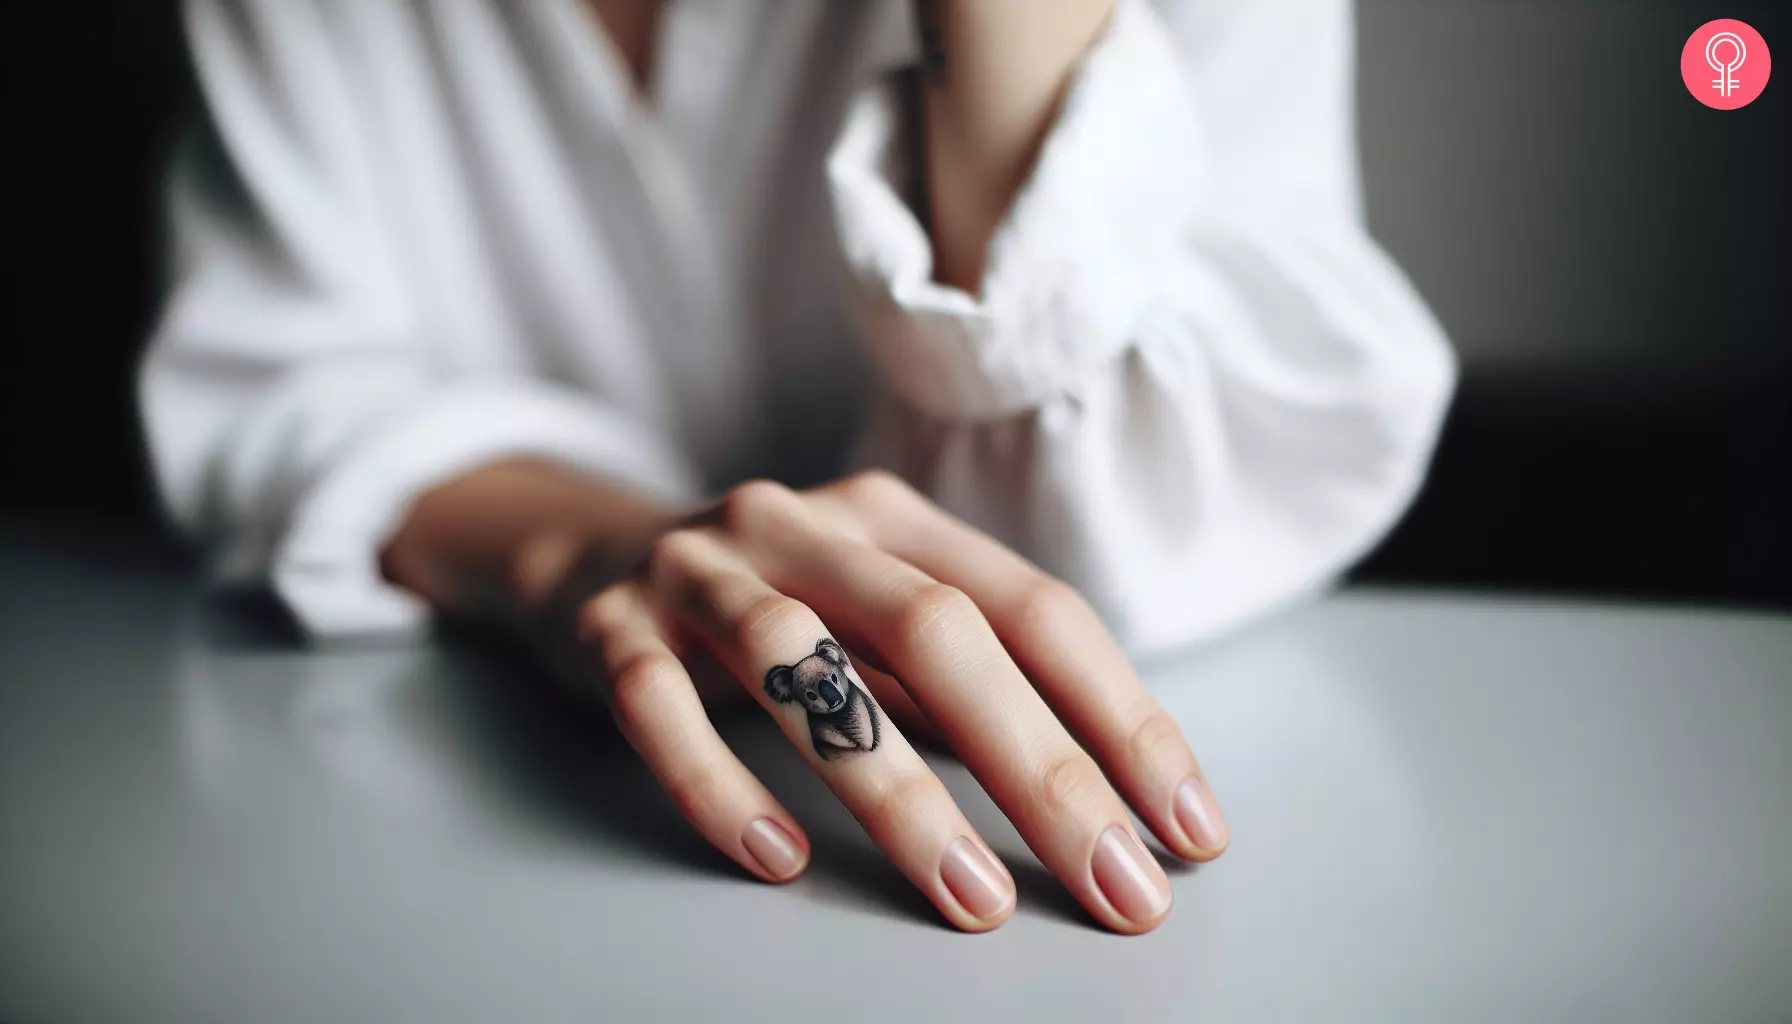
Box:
141, 0, 700, 643
828, 0, 1457, 655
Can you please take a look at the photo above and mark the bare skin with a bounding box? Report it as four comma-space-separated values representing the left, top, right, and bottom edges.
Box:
913, 0, 1116, 291
583, 0, 661, 94
386, 460, 1229, 934
382, 1, 1227, 934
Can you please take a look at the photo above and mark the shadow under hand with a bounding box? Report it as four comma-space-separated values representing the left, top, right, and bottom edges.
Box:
204, 595, 1009, 931
799, 832, 945, 928
1005, 859, 1094, 928
422, 627, 964, 928
705, 709, 952, 929
425, 627, 730, 877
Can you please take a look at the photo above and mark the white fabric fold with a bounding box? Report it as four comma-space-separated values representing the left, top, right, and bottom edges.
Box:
144, 0, 1456, 656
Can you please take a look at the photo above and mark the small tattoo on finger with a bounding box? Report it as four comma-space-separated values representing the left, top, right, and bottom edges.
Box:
765, 638, 882, 761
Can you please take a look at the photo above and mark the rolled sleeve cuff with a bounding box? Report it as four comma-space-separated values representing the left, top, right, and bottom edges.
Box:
828, 0, 1201, 421
266, 384, 702, 644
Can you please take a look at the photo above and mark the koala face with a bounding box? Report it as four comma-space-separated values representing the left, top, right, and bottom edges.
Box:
790, 656, 848, 714
766, 638, 853, 714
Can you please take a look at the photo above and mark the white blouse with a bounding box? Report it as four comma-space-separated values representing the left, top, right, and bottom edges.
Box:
141, 0, 1456, 654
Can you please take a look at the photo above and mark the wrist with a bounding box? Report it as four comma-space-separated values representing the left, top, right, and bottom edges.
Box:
381, 457, 688, 618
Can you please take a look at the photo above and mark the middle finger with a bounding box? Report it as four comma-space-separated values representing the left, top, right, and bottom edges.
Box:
641, 526, 1017, 933
725, 484, 1174, 933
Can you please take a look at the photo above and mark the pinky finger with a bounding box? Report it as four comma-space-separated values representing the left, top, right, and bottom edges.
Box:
577, 580, 812, 884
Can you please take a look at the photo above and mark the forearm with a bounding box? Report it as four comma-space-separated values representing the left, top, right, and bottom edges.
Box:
380, 458, 690, 618
915, 0, 1114, 292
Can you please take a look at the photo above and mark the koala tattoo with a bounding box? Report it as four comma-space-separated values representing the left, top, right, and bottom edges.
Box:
765, 638, 882, 761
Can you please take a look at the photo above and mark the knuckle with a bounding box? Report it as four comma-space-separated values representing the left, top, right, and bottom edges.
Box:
866, 770, 943, 828
1035, 750, 1108, 821
893, 583, 980, 651
608, 652, 685, 723
841, 468, 911, 506
734, 591, 817, 652
644, 528, 710, 581
1126, 709, 1189, 770
721, 479, 796, 536
575, 585, 635, 647
1012, 575, 1083, 637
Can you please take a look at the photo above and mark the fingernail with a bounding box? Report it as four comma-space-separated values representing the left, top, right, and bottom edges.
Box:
1175, 776, 1230, 854
1092, 826, 1172, 923
940, 836, 1014, 921
742, 818, 804, 880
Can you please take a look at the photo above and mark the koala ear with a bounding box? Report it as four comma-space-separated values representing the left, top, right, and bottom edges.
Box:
765, 665, 797, 704
816, 638, 847, 666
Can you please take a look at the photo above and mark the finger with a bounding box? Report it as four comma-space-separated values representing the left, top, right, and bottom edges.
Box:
575, 580, 811, 884
726, 482, 1172, 934
851, 657, 941, 746
641, 525, 1016, 932
813, 471, 1229, 861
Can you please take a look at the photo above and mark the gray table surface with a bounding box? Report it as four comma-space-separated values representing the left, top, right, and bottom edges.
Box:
2, 526, 1789, 1023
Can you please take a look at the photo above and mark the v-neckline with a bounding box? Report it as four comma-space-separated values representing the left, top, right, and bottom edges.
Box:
539, 0, 670, 128
525, 0, 757, 473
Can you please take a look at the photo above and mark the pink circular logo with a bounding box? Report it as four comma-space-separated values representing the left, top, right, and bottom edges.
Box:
1682, 20, 1771, 110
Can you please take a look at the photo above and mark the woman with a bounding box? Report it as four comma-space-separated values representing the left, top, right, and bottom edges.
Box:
141, 0, 1455, 935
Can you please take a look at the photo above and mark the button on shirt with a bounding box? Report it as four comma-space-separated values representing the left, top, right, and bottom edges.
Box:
142, 0, 1457, 653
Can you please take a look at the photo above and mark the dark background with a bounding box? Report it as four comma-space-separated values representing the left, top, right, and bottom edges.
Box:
1, 0, 1786, 608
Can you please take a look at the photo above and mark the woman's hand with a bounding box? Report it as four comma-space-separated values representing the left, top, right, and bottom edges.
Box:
386, 461, 1227, 933
463, 466, 1231, 934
